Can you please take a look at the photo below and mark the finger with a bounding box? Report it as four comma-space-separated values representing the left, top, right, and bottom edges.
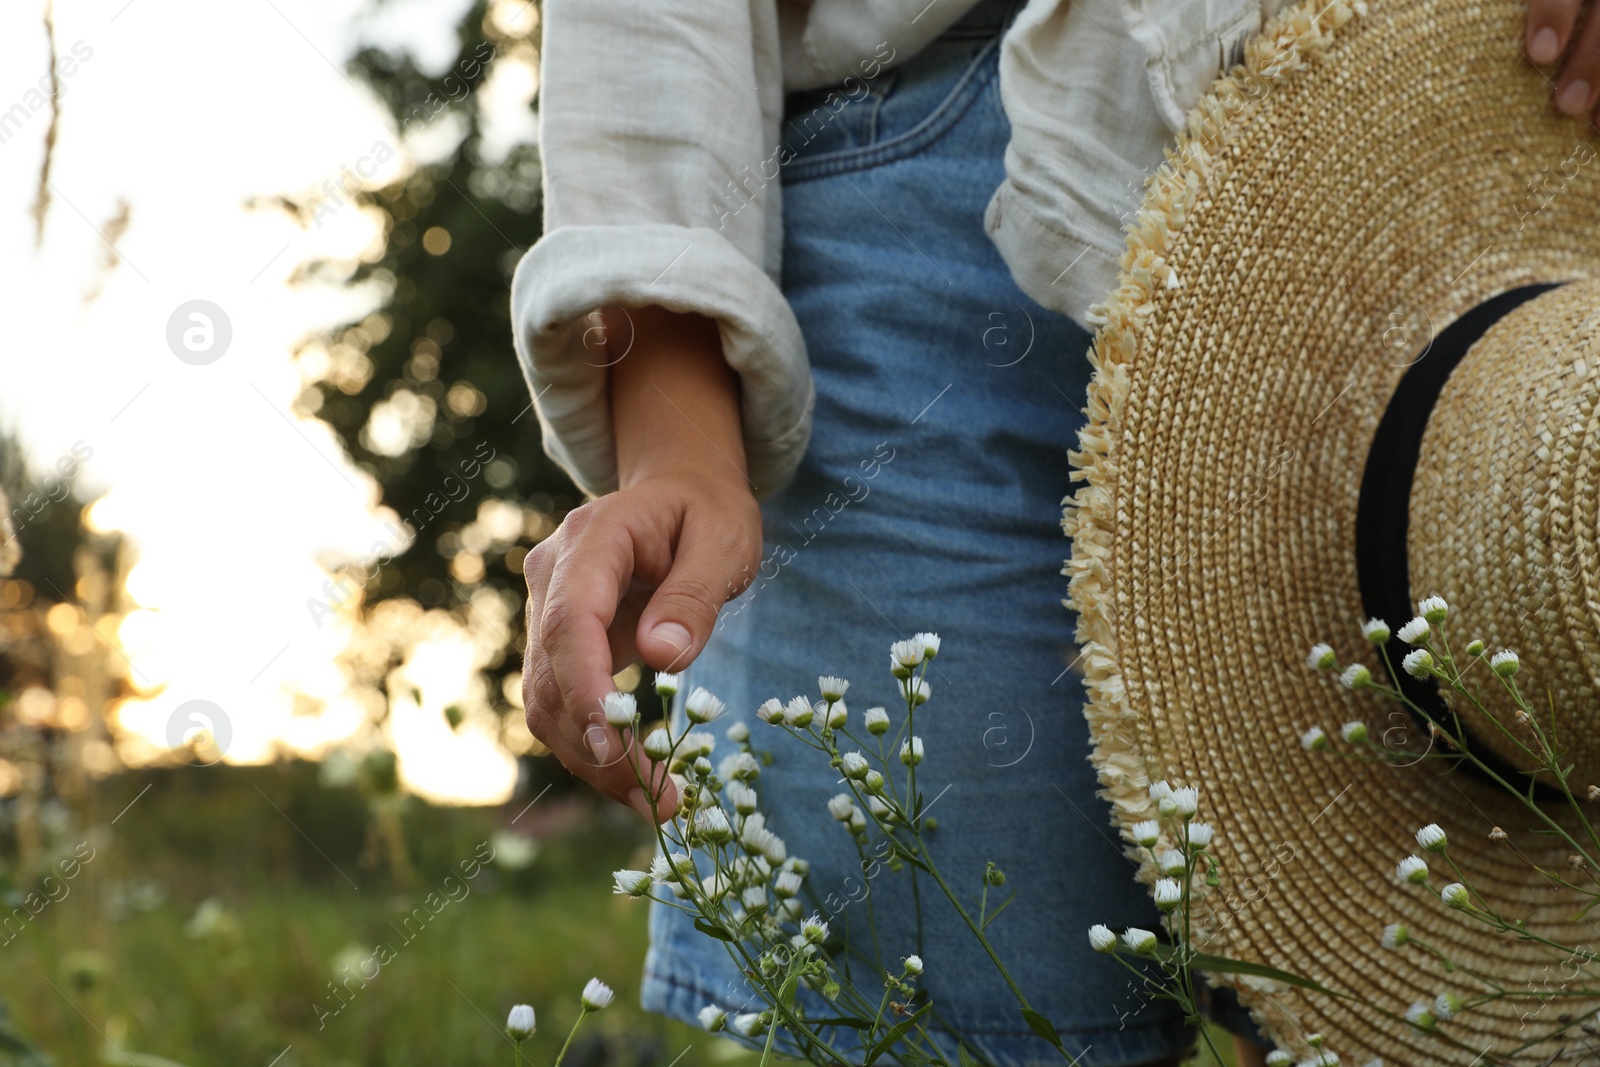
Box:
635, 506, 760, 672
537, 510, 678, 819
1527, 0, 1581, 64
1554, 2, 1600, 114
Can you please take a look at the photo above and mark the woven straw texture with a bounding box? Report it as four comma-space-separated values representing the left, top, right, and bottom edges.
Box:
1411, 282, 1600, 784
1063, 0, 1600, 1060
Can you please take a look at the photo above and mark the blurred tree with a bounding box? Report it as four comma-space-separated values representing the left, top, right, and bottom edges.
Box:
283, 1, 661, 789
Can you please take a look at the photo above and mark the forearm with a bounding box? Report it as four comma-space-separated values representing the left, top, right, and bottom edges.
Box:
606, 306, 750, 490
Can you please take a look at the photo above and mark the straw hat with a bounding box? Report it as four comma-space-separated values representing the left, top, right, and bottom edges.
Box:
1065, 0, 1600, 1061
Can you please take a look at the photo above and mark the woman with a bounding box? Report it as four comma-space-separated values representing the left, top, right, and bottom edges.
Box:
511, 1, 1600, 1063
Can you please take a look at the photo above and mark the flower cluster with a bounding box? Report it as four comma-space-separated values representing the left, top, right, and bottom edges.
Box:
590, 635, 1016, 1065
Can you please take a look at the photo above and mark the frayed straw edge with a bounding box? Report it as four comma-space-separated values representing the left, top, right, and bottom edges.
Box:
1062, 0, 1367, 1051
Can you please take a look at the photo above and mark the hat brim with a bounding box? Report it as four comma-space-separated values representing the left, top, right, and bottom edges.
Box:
1066, 0, 1600, 1061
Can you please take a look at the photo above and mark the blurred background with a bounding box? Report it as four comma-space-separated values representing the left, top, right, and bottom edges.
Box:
0, 0, 736, 1063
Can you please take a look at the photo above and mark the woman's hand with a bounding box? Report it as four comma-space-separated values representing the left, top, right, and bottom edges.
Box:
521, 307, 762, 824
1526, 0, 1600, 120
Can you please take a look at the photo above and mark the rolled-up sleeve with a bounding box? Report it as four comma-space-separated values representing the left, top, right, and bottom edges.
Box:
511, 0, 813, 501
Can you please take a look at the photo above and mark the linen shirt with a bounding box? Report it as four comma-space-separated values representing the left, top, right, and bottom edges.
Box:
511, 0, 1286, 500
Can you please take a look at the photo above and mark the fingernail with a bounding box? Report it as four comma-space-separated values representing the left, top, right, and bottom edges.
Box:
627, 787, 656, 822
1557, 79, 1591, 115
650, 621, 693, 659
1530, 26, 1560, 64
585, 726, 611, 765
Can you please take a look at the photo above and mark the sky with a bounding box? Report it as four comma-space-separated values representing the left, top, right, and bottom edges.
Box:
0, 0, 540, 803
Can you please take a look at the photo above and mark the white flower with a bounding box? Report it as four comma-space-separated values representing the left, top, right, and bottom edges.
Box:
506, 1004, 536, 1040
786, 696, 815, 727
721, 752, 761, 781
819, 675, 849, 702
1301, 726, 1328, 751
694, 807, 732, 844
1398, 617, 1432, 645
612, 869, 651, 896
900, 677, 931, 707
1361, 618, 1391, 645
1088, 924, 1117, 952
1265, 1053, 1291, 1067
1158, 797, 1178, 817
774, 870, 803, 899
1122, 927, 1158, 955
649, 854, 672, 883
1172, 786, 1199, 818
1307, 643, 1337, 670
1465, 638, 1485, 657
1415, 823, 1448, 853
1381, 923, 1410, 949
1434, 992, 1462, 1020
681, 684, 726, 726
1154, 878, 1183, 911
685, 731, 716, 756
602, 692, 637, 727
1159, 849, 1187, 876
864, 706, 891, 736
915, 632, 941, 658
900, 737, 925, 766
891, 639, 925, 669
1132, 820, 1161, 847
740, 886, 768, 913
757, 698, 786, 725
653, 670, 680, 698
725, 721, 750, 744
826, 701, 847, 729
1405, 1001, 1436, 1030
580, 978, 614, 1011
1419, 596, 1448, 625
1340, 721, 1369, 744
1339, 664, 1373, 690
827, 794, 855, 822
727, 781, 759, 815
867, 796, 892, 820
1185, 822, 1214, 850
698, 1005, 727, 1032
1441, 882, 1470, 909
863, 770, 886, 796
802, 914, 829, 943
1490, 649, 1520, 678
642, 729, 674, 762
848, 808, 867, 834
1402, 649, 1435, 678
1300, 1055, 1341, 1067
1396, 855, 1429, 885
1148, 780, 1173, 802
840, 752, 870, 779
903, 954, 924, 976
733, 1012, 767, 1037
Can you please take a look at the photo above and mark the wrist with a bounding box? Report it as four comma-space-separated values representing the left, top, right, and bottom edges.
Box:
608, 305, 751, 494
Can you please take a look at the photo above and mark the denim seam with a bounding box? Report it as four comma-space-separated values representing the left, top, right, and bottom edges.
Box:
780, 35, 1002, 185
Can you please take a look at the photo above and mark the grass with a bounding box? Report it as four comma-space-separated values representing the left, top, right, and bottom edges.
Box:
0, 762, 753, 1067
0, 762, 1248, 1066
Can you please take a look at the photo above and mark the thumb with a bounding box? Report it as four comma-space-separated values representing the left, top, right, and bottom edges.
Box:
637, 523, 754, 672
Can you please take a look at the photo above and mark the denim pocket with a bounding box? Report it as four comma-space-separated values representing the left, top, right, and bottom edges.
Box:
780, 31, 1003, 183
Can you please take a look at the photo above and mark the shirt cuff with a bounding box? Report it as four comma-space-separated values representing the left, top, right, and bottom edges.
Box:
984, 180, 1122, 330
510, 224, 814, 501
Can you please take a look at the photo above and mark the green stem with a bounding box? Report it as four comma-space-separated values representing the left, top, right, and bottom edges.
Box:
550, 1009, 586, 1067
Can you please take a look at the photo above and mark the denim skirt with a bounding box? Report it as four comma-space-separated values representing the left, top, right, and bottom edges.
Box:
639, 3, 1192, 1063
